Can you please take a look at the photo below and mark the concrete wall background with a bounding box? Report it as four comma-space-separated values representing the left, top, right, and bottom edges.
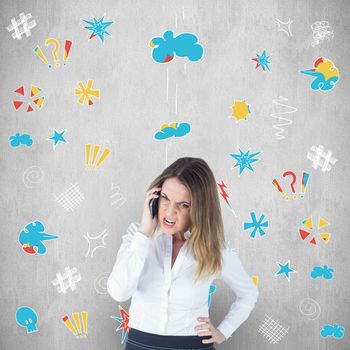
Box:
0, 1, 349, 349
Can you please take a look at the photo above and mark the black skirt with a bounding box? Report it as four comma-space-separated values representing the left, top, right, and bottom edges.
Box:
125, 327, 216, 350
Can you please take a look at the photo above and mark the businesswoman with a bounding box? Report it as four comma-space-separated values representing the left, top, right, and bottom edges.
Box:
107, 157, 259, 350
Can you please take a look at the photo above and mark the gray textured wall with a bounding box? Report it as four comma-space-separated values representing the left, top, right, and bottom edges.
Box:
1, 0, 349, 349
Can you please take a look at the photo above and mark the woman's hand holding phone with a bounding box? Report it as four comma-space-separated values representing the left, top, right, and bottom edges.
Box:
138, 187, 162, 237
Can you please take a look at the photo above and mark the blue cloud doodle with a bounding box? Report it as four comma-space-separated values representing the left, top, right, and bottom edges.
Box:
310, 265, 334, 280
154, 122, 191, 140
9, 132, 33, 147
149, 30, 203, 63
320, 323, 345, 339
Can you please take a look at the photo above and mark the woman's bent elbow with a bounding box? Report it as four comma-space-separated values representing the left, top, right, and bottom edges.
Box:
107, 276, 131, 302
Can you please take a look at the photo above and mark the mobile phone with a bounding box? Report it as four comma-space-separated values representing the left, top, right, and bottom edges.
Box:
149, 192, 160, 218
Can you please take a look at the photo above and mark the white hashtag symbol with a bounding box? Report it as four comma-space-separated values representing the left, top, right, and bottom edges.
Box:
307, 145, 337, 172
7, 13, 37, 40
51, 266, 82, 293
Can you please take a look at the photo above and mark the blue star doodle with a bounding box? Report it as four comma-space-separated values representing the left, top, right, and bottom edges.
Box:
47, 128, 68, 150
275, 260, 296, 281
244, 212, 269, 238
229, 148, 261, 175
251, 50, 271, 71
82, 16, 113, 43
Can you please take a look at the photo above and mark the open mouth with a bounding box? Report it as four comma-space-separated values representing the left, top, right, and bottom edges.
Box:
163, 218, 175, 227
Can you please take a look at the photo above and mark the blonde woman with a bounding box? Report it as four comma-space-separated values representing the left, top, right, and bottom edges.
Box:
107, 157, 258, 350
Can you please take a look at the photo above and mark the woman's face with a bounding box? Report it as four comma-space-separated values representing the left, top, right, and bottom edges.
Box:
158, 177, 191, 238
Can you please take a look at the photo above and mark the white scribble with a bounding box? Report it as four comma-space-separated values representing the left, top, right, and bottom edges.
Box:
270, 96, 297, 140
311, 21, 334, 47
111, 184, 126, 208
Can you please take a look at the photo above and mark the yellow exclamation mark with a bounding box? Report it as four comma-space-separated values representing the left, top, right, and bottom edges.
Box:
85, 144, 92, 167
91, 145, 101, 167
62, 315, 78, 338
72, 312, 82, 338
95, 148, 111, 168
81, 311, 88, 337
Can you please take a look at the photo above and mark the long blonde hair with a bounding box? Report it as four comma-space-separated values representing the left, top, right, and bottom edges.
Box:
147, 157, 226, 283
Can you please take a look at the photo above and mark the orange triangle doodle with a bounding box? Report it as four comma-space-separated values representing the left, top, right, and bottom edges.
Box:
299, 229, 310, 241
13, 100, 24, 110
15, 86, 25, 96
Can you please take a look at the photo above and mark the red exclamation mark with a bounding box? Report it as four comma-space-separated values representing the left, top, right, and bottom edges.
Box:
63, 40, 72, 66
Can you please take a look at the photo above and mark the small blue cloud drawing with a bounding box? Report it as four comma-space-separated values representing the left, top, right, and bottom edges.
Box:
154, 122, 191, 140
82, 16, 113, 43
18, 220, 58, 255
149, 30, 204, 63
275, 260, 296, 281
320, 323, 345, 339
229, 148, 261, 175
9, 132, 33, 147
15, 306, 38, 333
208, 284, 216, 308
244, 212, 268, 238
310, 265, 334, 280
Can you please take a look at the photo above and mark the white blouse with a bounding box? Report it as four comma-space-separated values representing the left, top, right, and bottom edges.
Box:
107, 222, 259, 340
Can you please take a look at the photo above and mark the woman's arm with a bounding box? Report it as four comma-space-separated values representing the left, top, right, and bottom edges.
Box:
107, 222, 150, 302
216, 247, 259, 340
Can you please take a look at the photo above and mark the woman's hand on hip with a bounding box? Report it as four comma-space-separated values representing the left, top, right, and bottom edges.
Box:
195, 317, 226, 344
